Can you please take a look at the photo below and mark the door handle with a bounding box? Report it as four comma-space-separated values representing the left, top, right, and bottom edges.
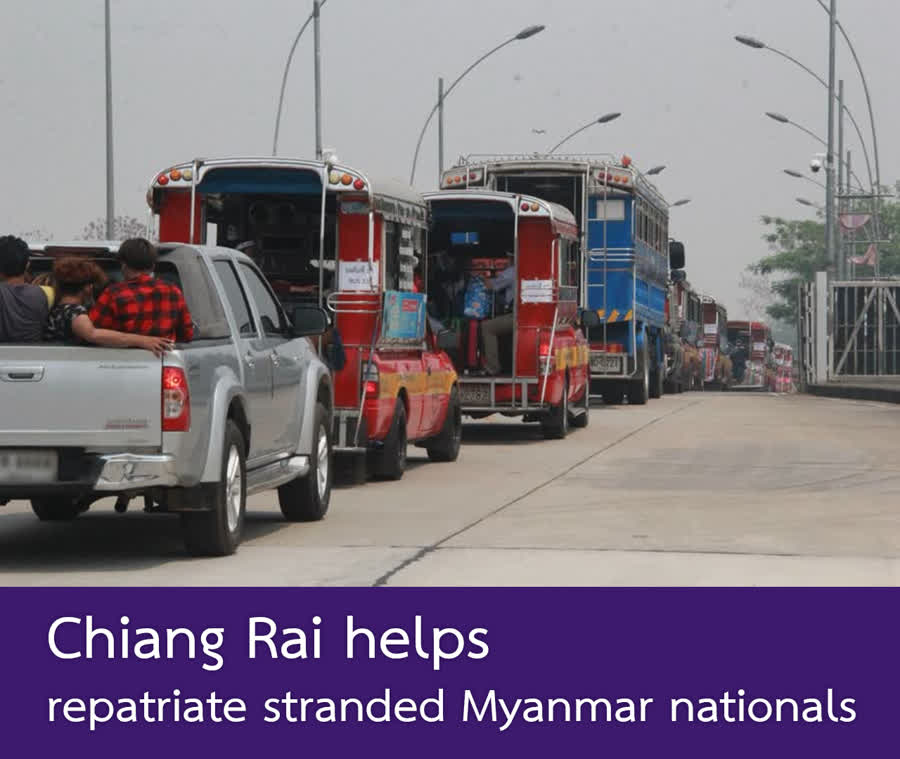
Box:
271, 353, 281, 367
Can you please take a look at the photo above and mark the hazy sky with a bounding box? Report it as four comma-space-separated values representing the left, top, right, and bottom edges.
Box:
0, 0, 894, 318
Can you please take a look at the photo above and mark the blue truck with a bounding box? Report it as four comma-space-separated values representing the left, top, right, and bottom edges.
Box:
440, 154, 683, 403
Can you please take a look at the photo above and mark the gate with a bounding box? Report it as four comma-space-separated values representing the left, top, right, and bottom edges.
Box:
831, 281, 900, 378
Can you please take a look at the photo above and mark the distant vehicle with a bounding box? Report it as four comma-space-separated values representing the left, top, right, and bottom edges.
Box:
700, 296, 733, 389
665, 272, 703, 392
147, 157, 461, 482
0, 243, 333, 556
727, 321, 773, 390
440, 154, 678, 405
423, 190, 589, 438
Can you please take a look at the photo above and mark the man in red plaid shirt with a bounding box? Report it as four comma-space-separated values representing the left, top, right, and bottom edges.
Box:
90, 238, 194, 342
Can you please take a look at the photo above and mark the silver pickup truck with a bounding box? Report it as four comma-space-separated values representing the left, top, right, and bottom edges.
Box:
0, 242, 334, 556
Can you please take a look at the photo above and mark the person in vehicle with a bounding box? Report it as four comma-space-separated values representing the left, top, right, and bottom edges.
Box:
89, 237, 194, 342
480, 254, 516, 375
44, 257, 172, 356
0, 235, 54, 342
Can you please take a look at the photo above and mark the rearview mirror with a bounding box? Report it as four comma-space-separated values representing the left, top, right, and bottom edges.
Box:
670, 269, 686, 283
436, 329, 458, 353
580, 309, 601, 329
291, 305, 329, 337
669, 240, 686, 270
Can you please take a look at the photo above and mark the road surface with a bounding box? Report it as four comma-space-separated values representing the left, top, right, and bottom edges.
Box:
1, 392, 898, 586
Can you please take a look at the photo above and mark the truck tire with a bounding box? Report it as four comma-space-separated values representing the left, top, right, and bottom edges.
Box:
31, 497, 84, 522
426, 387, 462, 462
278, 402, 332, 521
181, 419, 246, 557
541, 377, 569, 439
630, 343, 650, 405
570, 381, 590, 428
371, 398, 407, 480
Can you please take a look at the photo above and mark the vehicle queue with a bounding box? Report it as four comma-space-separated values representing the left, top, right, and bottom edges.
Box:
0, 150, 781, 556
145, 151, 784, 475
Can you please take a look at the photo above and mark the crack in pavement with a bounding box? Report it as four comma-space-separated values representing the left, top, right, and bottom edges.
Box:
371, 399, 703, 586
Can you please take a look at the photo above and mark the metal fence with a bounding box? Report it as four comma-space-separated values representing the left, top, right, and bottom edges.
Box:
830, 281, 900, 378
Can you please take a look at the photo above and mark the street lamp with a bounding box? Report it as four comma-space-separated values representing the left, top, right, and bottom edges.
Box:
670, 198, 691, 208
784, 168, 826, 190
547, 113, 621, 154
766, 113, 866, 189
736, 34, 873, 188
796, 197, 824, 210
272, 0, 331, 157
646, 165, 666, 176
409, 24, 546, 185
104, 0, 114, 239
815, 0, 880, 199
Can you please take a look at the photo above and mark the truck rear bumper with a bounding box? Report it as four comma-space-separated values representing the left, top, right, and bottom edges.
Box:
94, 454, 178, 491
332, 409, 368, 454
0, 452, 177, 501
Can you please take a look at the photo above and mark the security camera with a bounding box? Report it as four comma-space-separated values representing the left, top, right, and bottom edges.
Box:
810, 158, 823, 173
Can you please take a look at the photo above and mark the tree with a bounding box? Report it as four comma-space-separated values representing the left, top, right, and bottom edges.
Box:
80, 215, 148, 241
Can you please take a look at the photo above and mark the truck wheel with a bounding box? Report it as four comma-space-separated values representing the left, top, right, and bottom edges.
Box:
426, 387, 462, 462
181, 419, 246, 557
570, 381, 590, 428
541, 378, 569, 439
371, 398, 407, 480
278, 402, 332, 521
31, 497, 84, 522
630, 344, 650, 405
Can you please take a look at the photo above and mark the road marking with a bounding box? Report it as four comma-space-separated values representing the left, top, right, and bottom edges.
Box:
372, 398, 703, 586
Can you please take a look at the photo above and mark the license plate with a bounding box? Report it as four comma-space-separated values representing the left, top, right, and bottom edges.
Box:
459, 383, 492, 405
0, 450, 58, 483
590, 355, 621, 373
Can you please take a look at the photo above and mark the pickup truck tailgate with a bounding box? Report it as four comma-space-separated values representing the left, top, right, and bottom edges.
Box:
0, 347, 163, 448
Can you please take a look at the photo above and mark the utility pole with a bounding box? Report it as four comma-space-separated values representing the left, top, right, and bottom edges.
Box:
837, 79, 844, 279
437, 77, 445, 177
824, 0, 837, 276
313, 0, 322, 160
104, 0, 115, 240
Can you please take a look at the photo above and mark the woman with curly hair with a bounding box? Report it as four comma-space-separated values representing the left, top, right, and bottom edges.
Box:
44, 257, 172, 356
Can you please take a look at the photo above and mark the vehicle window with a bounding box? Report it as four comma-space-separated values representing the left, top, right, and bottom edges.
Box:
214, 260, 256, 337
239, 263, 287, 336
383, 221, 400, 291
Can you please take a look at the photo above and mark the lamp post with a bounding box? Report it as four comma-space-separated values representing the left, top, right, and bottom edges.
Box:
272, 0, 331, 157
646, 165, 666, 176
797, 197, 824, 211
670, 198, 691, 208
784, 169, 826, 191
409, 24, 546, 185
546, 113, 621, 154
104, 0, 114, 240
736, 34, 873, 189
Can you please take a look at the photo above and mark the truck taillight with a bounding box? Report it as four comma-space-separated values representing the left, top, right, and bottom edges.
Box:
162, 367, 190, 432
363, 365, 379, 399
539, 344, 555, 374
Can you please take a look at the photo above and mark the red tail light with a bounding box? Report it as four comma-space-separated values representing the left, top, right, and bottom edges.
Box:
364, 380, 379, 399
162, 367, 190, 431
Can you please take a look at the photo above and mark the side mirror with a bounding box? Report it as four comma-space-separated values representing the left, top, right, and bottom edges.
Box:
670, 269, 686, 283
580, 309, 601, 329
291, 305, 329, 337
436, 329, 457, 353
669, 240, 686, 271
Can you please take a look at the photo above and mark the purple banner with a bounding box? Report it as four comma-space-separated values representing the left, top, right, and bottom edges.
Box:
0, 588, 896, 757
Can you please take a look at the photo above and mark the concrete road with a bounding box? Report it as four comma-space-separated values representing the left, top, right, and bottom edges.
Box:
1, 392, 899, 586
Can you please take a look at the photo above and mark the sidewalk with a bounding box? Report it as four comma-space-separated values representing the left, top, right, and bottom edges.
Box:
807, 379, 900, 404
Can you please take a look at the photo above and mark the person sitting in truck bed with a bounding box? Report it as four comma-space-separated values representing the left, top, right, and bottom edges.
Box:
480, 254, 516, 375
44, 257, 172, 356
0, 235, 55, 343
89, 237, 194, 343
